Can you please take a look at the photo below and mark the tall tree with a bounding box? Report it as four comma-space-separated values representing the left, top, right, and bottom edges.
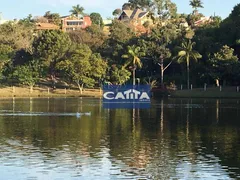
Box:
209, 45, 238, 86
89, 53, 108, 84
13, 61, 42, 92
57, 44, 107, 93
176, 40, 202, 89
122, 45, 145, 85
109, 20, 135, 43
219, 4, 240, 46
102, 19, 135, 66
33, 30, 71, 88
57, 44, 92, 93
0, 44, 13, 78
128, 0, 153, 10
43, 11, 61, 25
141, 21, 181, 86
112, 9, 122, 17
156, 48, 172, 88
153, 0, 178, 20
70, 4, 85, 18
90, 13, 104, 28
189, 0, 203, 14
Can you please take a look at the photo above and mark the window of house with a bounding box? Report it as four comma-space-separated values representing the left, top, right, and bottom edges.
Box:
66, 28, 74, 31
67, 21, 83, 26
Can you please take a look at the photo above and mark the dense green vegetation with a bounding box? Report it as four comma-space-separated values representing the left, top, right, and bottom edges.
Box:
0, 0, 240, 91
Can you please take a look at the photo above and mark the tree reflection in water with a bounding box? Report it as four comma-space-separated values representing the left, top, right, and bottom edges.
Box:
0, 98, 239, 179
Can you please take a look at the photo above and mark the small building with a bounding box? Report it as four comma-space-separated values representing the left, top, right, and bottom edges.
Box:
194, 16, 213, 27
61, 15, 92, 32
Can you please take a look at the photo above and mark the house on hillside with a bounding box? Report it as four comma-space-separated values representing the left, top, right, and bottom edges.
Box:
61, 15, 92, 32
118, 9, 153, 34
194, 16, 213, 27
118, 9, 151, 24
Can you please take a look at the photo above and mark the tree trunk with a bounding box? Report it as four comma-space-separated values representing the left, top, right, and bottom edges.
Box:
50, 63, 56, 89
30, 85, 33, 94
51, 74, 56, 89
160, 59, 172, 89
216, 79, 219, 87
133, 67, 136, 86
77, 83, 83, 94
161, 63, 164, 88
187, 55, 190, 90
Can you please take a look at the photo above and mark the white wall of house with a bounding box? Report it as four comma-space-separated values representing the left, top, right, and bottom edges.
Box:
103, 19, 112, 26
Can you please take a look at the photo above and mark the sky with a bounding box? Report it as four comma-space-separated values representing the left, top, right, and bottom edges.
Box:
0, 0, 239, 20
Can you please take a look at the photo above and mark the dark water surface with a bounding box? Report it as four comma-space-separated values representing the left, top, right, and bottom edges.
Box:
0, 98, 240, 180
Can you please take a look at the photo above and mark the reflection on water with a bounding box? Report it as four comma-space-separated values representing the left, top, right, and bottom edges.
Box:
0, 98, 240, 179
0, 112, 91, 118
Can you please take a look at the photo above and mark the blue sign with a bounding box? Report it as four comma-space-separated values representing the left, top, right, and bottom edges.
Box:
103, 85, 151, 109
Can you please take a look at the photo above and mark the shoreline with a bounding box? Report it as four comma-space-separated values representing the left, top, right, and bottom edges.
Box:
1, 86, 240, 99
0, 86, 102, 98
169, 87, 240, 98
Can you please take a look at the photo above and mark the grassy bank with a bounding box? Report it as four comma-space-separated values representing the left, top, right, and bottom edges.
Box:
0, 86, 102, 98
2, 85, 240, 99
170, 87, 240, 98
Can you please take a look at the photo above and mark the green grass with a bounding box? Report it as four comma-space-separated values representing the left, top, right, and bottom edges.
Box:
0, 86, 102, 98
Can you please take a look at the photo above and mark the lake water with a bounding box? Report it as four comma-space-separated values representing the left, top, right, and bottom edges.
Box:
0, 98, 239, 180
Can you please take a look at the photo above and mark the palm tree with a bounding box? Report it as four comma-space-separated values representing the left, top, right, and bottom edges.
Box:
70, 4, 85, 18
189, 0, 203, 14
176, 40, 202, 89
122, 45, 145, 85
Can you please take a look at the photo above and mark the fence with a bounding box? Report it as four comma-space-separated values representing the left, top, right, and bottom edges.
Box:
177, 84, 240, 92
0, 86, 102, 97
